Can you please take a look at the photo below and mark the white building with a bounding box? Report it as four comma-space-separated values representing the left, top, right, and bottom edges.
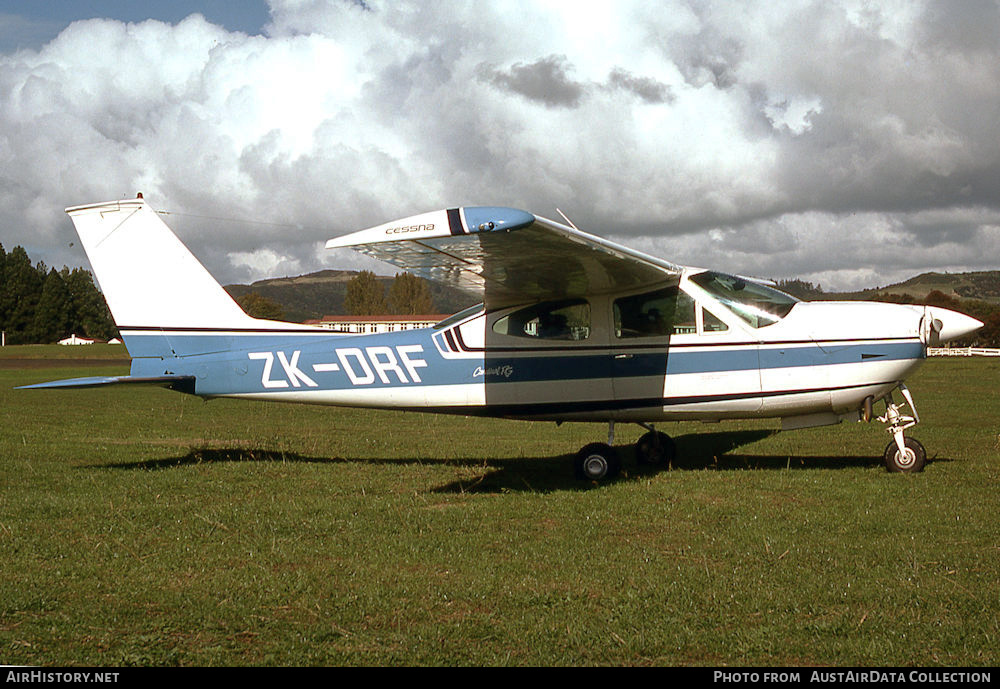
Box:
305, 315, 448, 335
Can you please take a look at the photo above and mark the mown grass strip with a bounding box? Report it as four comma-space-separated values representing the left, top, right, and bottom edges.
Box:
1, 356, 998, 665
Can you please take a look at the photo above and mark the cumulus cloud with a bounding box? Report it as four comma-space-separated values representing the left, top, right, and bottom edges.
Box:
605, 68, 673, 104
1, 0, 999, 291
479, 57, 673, 108
480, 55, 587, 108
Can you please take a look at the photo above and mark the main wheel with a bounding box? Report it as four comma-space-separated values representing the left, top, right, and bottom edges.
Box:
635, 431, 676, 466
574, 443, 621, 481
883, 437, 926, 473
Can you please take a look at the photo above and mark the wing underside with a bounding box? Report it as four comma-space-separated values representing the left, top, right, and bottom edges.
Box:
327, 209, 680, 307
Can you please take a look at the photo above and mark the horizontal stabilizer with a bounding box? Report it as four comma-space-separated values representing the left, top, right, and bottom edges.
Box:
17, 375, 196, 394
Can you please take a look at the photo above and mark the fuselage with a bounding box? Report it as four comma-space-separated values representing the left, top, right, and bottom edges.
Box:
121, 268, 973, 427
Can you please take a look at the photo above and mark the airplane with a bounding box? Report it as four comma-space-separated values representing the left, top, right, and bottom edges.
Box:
20, 197, 983, 481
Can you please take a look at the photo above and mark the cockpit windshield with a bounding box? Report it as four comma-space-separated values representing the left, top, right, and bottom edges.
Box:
689, 271, 798, 328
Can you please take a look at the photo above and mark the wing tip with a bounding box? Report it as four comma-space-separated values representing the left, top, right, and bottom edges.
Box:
461, 207, 535, 234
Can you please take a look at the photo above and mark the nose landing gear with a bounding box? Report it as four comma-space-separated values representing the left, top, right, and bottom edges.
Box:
873, 384, 926, 473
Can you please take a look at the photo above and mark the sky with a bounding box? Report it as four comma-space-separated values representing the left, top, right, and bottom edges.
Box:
1, 1, 999, 292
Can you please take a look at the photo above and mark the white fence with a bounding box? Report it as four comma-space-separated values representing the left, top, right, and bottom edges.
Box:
927, 347, 1000, 357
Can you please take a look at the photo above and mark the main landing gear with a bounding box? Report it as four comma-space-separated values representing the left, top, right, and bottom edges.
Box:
870, 384, 926, 473
575, 384, 928, 481
573, 421, 676, 482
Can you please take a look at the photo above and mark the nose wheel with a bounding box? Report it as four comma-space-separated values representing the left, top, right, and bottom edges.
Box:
875, 384, 926, 473
883, 436, 926, 473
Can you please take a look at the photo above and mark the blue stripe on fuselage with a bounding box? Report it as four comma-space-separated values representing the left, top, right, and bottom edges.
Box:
124, 329, 924, 395
756, 340, 924, 371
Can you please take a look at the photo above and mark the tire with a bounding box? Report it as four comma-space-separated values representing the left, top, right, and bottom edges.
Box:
883, 437, 926, 473
635, 431, 676, 466
575, 443, 621, 481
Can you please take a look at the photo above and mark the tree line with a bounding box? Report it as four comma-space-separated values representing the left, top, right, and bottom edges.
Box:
235, 271, 437, 321
6, 240, 997, 348
343, 271, 434, 316
0, 243, 116, 344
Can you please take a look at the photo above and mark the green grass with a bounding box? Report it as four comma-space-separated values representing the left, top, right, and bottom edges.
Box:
0, 343, 129, 360
1, 354, 999, 666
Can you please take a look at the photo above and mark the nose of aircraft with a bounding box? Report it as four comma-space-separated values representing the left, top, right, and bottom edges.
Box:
922, 306, 983, 345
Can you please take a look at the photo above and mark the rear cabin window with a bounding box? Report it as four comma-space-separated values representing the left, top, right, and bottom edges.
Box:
492, 300, 591, 340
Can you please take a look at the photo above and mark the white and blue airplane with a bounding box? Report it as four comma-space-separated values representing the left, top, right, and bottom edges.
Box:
21, 197, 983, 480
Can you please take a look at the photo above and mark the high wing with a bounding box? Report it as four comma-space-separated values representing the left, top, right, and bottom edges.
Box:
326, 207, 682, 307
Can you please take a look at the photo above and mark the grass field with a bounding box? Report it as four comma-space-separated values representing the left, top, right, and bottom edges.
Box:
1, 352, 998, 666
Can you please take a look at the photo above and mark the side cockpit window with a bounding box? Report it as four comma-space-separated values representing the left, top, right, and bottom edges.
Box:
689, 271, 798, 328
702, 307, 729, 332
613, 286, 695, 338
493, 299, 591, 340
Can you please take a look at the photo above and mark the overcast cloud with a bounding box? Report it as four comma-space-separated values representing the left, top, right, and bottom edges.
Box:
1, 0, 999, 291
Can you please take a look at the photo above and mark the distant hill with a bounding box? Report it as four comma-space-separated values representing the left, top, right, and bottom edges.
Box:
224, 270, 477, 322
779, 270, 1000, 304
844, 271, 1000, 303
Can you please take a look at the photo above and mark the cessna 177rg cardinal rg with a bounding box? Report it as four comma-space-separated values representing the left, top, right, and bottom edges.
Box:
20, 198, 983, 481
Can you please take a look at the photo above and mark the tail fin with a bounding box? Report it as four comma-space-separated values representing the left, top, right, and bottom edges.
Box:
67, 198, 313, 359
67, 199, 255, 331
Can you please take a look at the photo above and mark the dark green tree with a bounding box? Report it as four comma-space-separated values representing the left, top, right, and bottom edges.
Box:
0, 242, 7, 333
64, 267, 116, 340
344, 271, 388, 315
974, 311, 1000, 348
388, 272, 434, 315
0, 246, 116, 344
1, 247, 43, 344
30, 268, 72, 343
237, 292, 285, 320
